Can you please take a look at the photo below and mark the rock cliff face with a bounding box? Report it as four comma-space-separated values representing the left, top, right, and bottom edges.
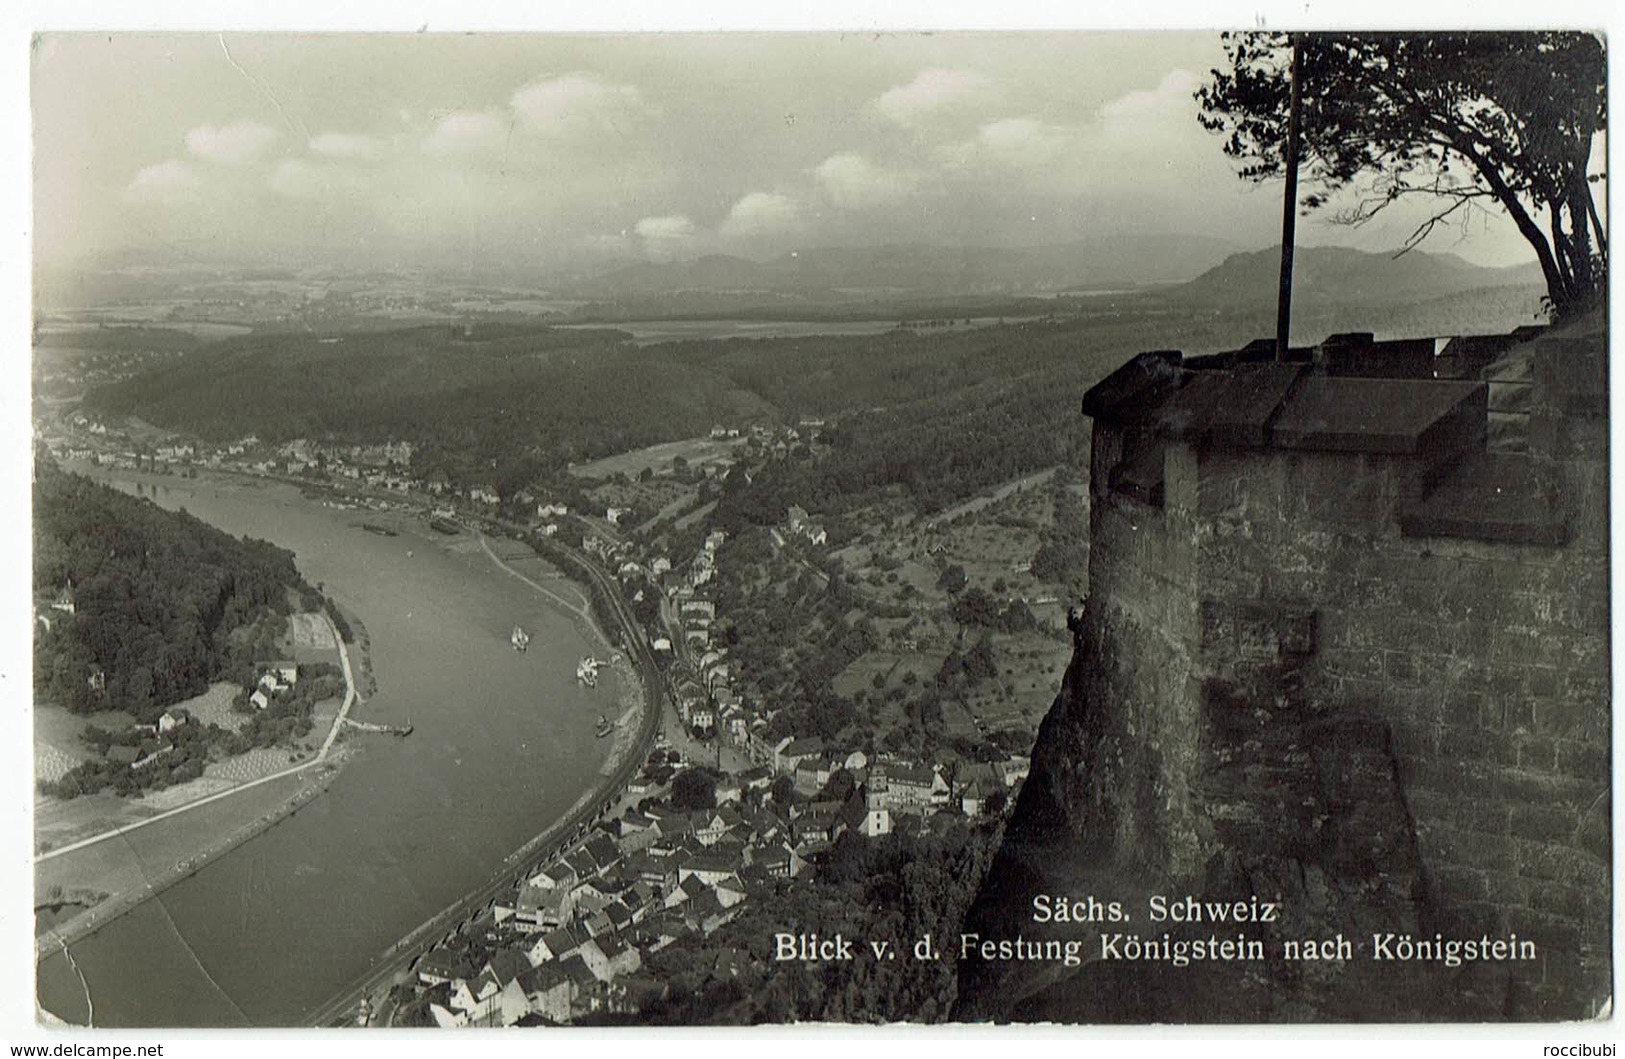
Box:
954, 320, 1611, 1023
954, 619, 1493, 1022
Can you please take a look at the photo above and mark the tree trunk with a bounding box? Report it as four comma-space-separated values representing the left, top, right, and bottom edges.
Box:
1453, 135, 1571, 310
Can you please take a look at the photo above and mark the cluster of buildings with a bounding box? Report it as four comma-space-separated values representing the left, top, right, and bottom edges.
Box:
247, 661, 301, 711
592, 497, 1033, 828
411, 763, 844, 1026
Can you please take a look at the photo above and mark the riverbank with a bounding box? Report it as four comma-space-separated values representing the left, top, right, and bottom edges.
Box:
35, 753, 346, 965
306, 527, 665, 1027
32, 586, 368, 973
37, 462, 656, 1026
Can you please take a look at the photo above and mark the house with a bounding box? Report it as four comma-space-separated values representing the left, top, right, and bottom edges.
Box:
692, 811, 732, 847
564, 850, 597, 882
484, 948, 531, 991
685, 888, 741, 937
875, 762, 951, 810
619, 811, 661, 853
531, 925, 583, 966
447, 975, 501, 1022
997, 756, 1032, 788
515, 880, 575, 931
583, 834, 622, 874
530, 861, 578, 893
249, 689, 271, 711
157, 708, 188, 734
580, 932, 642, 982
795, 755, 840, 794
681, 599, 717, 622
428, 1002, 469, 1029
257, 661, 298, 688
518, 964, 572, 1024
416, 946, 468, 986
664, 873, 706, 910
714, 875, 749, 909
560, 955, 604, 1018
715, 776, 744, 805
960, 780, 988, 817
581, 909, 615, 938
774, 735, 825, 775
753, 843, 806, 879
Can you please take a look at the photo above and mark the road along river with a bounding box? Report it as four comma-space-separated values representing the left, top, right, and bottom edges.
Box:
36, 469, 631, 1026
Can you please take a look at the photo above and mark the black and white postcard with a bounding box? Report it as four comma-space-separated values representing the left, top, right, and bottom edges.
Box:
23, 25, 1613, 1032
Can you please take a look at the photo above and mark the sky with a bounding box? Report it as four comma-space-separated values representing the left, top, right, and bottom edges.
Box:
30, 30, 1551, 283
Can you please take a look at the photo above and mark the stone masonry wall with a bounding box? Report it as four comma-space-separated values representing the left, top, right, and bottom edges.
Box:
1079, 372, 1609, 1014
1080, 432, 1206, 876
1194, 443, 1607, 940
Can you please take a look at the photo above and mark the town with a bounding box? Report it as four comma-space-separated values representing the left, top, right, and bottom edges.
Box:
34, 399, 1041, 1026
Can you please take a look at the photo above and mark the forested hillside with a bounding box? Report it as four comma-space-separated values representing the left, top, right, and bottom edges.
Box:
81, 285, 1545, 516
32, 459, 310, 722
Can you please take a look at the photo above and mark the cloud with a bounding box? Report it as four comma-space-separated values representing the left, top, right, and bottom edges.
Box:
1100, 68, 1203, 125
876, 68, 993, 125
125, 159, 202, 200
718, 192, 804, 240
309, 132, 385, 160
510, 72, 649, 138
974, 117, 1070, 165
815, 153, 917, 210
634, 214, 698, 260
184, 121, 280, 166
421, 110, 507, 156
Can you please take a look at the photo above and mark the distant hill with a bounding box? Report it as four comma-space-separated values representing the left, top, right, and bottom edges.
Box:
569, 236, 1245, 301
1160, 246, 1545, 310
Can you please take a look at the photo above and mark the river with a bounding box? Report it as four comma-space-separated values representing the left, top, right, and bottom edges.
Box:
35, 470, 617, 1026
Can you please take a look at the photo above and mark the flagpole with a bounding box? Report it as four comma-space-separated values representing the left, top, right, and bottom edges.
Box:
1276, 34, 1303, 361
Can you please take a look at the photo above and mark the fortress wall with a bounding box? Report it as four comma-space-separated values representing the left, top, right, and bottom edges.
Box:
1083, 391, 1607, 1011
1192, 446, 1608, 946
1080, 433, 1206, 875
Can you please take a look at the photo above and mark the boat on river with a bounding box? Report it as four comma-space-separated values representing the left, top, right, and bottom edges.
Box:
595, 714, 612, 738
511, 626, 531, 652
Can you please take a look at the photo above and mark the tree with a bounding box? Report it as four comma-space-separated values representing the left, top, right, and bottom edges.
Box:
1197, 31, 1607, 317
670, 767, 719, 811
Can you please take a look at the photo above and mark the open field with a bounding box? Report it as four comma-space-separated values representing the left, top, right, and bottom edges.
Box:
569, 435, 745, 480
